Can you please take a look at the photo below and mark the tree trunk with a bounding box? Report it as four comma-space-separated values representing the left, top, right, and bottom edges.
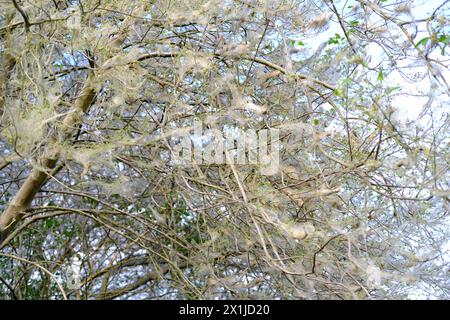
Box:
0, 74, 96, 243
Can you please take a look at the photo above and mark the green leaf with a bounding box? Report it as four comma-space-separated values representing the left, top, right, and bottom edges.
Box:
327, 33, 342, 45
334, 87, 344, 97
45, 218, 58, 229
297, 41, 305, 46
415, 37, 430, 48
438, 34, 448, 43
386, 86, 400, 94
313, 119, 320, 125
377, 69, 384, 81
437, 34, 449, 55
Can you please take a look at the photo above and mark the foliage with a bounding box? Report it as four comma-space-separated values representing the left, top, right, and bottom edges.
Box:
0, 0, 449, 300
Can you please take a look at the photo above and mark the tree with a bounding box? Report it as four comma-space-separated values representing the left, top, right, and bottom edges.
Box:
0, 0, 449, 299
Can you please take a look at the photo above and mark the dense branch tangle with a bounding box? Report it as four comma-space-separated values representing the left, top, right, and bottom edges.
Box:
0, 0, 448, 299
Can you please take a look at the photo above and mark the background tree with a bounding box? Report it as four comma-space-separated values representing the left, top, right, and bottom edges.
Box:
0, 0, 449, 299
